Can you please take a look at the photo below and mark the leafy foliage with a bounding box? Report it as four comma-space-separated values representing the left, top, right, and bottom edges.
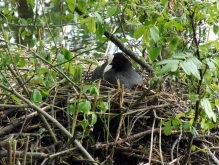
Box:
1, 0, 219, 164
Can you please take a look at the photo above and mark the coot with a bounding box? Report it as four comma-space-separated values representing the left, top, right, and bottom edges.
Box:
91, 52, 143, 89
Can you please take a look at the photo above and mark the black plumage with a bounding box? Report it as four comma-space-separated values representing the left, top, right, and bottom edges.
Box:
91, 52, 143, 89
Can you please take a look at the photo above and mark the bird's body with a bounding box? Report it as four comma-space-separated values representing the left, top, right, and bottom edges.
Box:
104, 67, 143, 89
91, 52, 143, 89
91, 61, 108, 81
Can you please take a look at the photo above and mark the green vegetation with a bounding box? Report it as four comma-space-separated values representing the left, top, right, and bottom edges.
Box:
0, 0, 219, 164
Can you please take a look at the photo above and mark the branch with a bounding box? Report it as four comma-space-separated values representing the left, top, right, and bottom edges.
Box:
181, 10, 204, 165
104, 31, 154, 75
74, 6, 154, 75
0, 84, 97, 165
201, 143, 219, 165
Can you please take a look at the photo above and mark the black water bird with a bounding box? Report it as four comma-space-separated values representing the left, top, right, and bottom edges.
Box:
91, 52, 143, 89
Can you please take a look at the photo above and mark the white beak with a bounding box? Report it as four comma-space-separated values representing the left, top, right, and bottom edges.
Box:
103, 54, 114, 73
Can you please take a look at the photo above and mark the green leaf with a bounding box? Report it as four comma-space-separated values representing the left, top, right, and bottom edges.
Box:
83, 85, 92, 93
139, 15, 146, 23
96, 23, 105, 40
172, 119, 180, 130
57, 53, 64, 68
161, 0, 168, 5
187, 60, 201, 79
215, 99, 219, 113
106, 6, 118, 18
14, 53, 20, 64
159, 120, 165, 126
88, 134, 95, 144
90, 113, 97, 125
180, 61, 191, 75
148, 46, 162, 61
38, 68, 49, 76
73, 64, 83, 83
176, 113, 185, 119
12, 95, 21, 104
121, 38, 128, 43
3, 8, 11, 15
208, 122, 215, 129
156, 59, 180, 65
78, 0, 87, 13
32, 89, 42, 105
193, 145, 204, 152
158, 63, 175, 75
157, 15, 164, 23
164, 120, 171, 135
174, 52, 190, 59
102, 0, 106, 6
170, 63, 178, 72
51, 70, 56, 79
25, 28, 32, 36
39, 89, 50, 98
90, 86, 99, 96
213, 25, 218, 34
82, 58, 99, 65
174, 21, 183, 31
189, 93, 199, 102
18, 18, 28, 26
1, 57, 10, 68
65, 13, 74, 19
68, 104, 75, 116
201, 98, 216, 122
87, 17, 96, 33
80, 17, 92, 25
206, 58, 216, 72
191, 126, 199, 136
133, 25, 145, 39
149, 26, 159, 42
143, 30, 150, 46
213, 41, 219, 51
4, 31, 8, 41
19, 57, 25, 67
212, 59, 219, 68
67, 0, 76, 12
39, 128, 46, 134
97, 101, 109, 113
199, 43, 211, 53
80, 119, 89, 130
61, 48, 73, 60
21, 31, 26, 40
183, 122, 190, 130
94, 12, 103, 24
156, 59, 180, 74
165, 21, 173, 28
191, 145, 198, 151
78, 100, 91, 114
30, 39, 35, 48
66, 63, 74, 75
169, 37, 179, 51
125, 8, 133, 18
217, 1, 219, 10
181, 60, 201, 79
190, 57, 202, 69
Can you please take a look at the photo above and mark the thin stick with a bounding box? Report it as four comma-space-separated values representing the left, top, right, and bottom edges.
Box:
159, 124, 164, 165
149, 114, 156, 164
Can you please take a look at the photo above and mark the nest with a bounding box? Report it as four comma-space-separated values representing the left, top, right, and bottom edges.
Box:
82, 71, 190, 164
0, 64, 218, 165
83, 71, 219, 165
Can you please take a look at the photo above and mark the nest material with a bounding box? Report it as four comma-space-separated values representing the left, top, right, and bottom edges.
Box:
86, 71, 219, 165
0, 66, 218, 165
